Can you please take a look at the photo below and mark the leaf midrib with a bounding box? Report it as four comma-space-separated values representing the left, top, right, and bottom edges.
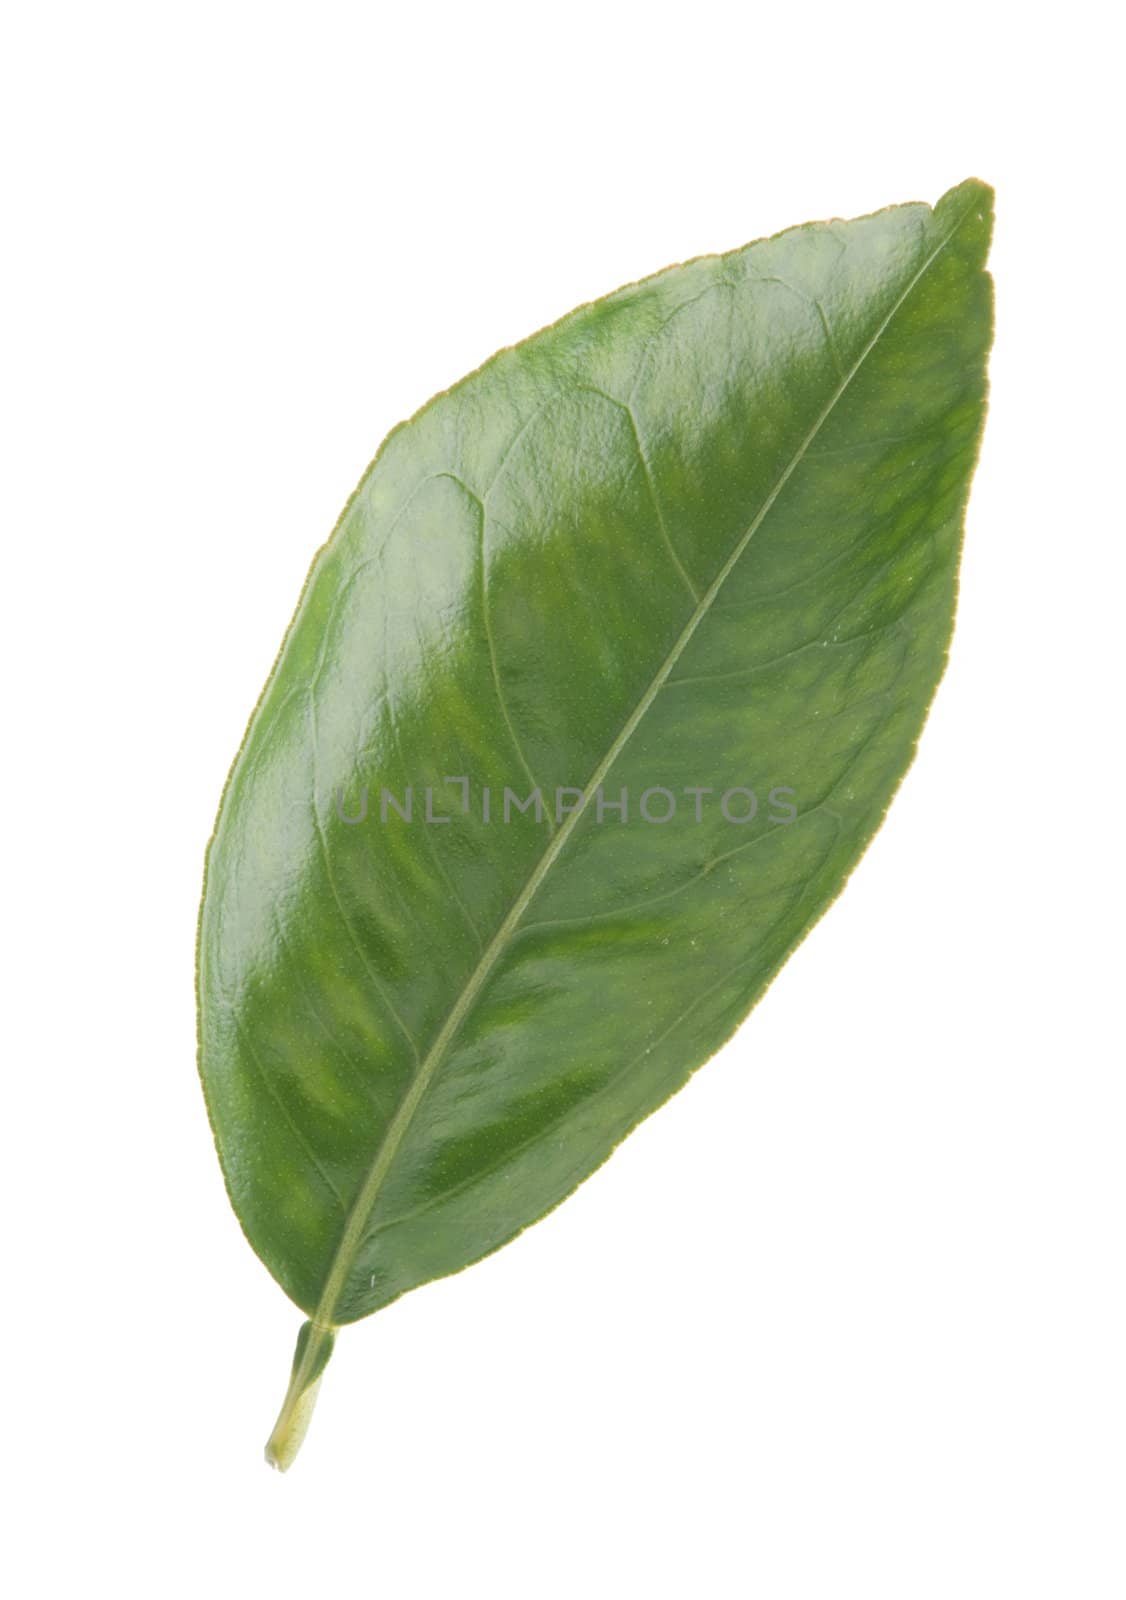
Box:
309, 197, 974, 1329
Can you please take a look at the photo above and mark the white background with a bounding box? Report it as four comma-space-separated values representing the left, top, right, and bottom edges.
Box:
2, 3, 1122, 1595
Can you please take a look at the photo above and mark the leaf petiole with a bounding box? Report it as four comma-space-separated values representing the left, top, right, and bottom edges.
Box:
264, 1319, 336, 1471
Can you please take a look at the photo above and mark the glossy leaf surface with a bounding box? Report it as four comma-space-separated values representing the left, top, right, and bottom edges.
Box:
197, 180, 993, 1465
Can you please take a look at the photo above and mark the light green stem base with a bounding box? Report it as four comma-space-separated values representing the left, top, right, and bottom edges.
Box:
264, 1320, 336, 1471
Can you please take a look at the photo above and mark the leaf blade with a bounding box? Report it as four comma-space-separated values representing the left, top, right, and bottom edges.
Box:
198, 180, 992, 1360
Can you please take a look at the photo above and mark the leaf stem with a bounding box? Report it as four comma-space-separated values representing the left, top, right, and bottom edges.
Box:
264, 1319, 336, 1471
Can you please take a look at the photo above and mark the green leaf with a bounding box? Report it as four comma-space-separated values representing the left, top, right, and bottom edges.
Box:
197, 179, 993, 1468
